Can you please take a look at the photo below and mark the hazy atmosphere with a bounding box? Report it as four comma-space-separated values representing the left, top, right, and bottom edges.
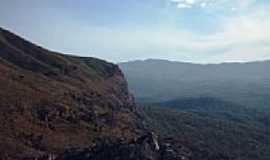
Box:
1, 0, 270, 63
1, 1, 270, 160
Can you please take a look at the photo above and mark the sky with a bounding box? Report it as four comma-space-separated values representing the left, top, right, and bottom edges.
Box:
0, 0, 270, 63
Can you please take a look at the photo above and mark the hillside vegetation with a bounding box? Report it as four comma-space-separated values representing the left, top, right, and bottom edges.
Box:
0, 27, 144, 159
140, 97, 270, 160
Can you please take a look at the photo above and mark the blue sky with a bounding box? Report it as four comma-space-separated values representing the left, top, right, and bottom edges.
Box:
1, 0, 270, 63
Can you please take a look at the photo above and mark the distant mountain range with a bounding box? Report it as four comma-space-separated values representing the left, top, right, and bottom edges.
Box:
119, 59, 270, 108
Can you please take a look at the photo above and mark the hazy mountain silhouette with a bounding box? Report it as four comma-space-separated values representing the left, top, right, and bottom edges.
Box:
120, 59, 270, 108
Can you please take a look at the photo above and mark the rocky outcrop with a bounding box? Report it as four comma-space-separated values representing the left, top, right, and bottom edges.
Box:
50, 133, 191, 160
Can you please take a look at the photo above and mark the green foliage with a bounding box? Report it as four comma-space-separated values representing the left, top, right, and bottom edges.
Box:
140, 97, 270, 160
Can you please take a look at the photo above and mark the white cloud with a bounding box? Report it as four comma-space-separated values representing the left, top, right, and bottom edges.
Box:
54, 5, 269, 63
54, 1, 270, 63
177, 3, 192, 8
170, 0, 196, 9
185, 0, 195, 5
12, 0, 269, 63
200, 2, 207, 8
75, 11, 270, 62
170, 0, 256, 10
116, 5, 270, 62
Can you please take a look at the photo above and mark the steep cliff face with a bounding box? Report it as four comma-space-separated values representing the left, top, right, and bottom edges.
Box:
0, 28, 144, 159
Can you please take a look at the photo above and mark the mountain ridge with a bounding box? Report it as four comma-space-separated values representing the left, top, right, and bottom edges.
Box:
0, 27, 143, 159
120, 58, 270, 66
119, 58, 270, 107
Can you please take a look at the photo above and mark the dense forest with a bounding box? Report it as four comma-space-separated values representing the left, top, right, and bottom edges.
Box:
140, 97, 270, 160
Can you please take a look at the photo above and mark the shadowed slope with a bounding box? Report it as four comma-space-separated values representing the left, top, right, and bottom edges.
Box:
0, 27, 141, 159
